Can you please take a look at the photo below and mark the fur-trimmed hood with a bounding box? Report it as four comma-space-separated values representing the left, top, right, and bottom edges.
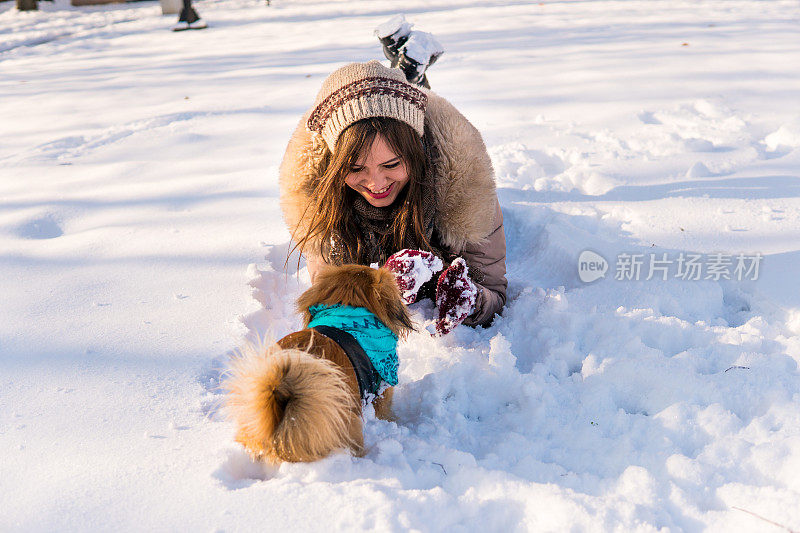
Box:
278, 90, 498, 253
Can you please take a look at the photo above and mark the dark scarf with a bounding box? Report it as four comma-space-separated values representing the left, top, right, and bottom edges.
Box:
348, 188, 436, 265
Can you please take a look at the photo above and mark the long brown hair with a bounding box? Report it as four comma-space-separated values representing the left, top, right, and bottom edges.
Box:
292, 117, 433, 265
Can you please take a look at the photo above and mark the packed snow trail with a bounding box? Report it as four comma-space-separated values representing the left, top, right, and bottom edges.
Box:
2, 0, 800, 530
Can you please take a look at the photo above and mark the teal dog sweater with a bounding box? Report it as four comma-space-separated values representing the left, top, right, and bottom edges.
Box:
307, 304, 399, 390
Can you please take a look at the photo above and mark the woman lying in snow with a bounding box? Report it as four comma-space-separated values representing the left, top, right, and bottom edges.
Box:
278, 24, 507, 335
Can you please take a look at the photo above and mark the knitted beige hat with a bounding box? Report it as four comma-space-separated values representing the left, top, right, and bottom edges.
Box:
307, 60, 428, 152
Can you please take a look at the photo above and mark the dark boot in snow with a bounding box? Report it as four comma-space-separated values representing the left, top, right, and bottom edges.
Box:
397, 30, 444, 88
396, 53, 427, 87
375, 14, 413, 66
375, 16, 445, 88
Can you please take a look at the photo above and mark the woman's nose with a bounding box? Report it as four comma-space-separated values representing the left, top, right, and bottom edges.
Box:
363, 170, 387, 187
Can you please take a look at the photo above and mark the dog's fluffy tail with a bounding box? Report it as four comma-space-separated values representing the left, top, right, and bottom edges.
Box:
225, 342, 361, 463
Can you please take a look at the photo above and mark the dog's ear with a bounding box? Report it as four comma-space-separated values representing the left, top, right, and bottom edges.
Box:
296, 265, 337, 326
296, 264, 371, 325
369, 268, 415, 338
381, 293, 415, 338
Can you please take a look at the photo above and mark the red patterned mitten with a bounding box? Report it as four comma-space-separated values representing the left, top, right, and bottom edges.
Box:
383, 249, 444, 304
434, 258, 478, 336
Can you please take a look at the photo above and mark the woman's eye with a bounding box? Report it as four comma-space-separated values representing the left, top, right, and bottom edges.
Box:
383, 162, 400, 169
350, 166, 364, 173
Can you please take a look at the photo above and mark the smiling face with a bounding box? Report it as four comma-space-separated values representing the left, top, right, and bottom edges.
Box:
295, 117, 429, 265
344, 133, 410, 208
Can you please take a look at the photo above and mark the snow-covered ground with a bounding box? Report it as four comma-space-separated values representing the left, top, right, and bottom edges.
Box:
2, 0, 799, 530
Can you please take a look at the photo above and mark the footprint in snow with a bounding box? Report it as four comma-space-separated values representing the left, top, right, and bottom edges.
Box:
213, 447, 277, 489
15, 215, 63, 240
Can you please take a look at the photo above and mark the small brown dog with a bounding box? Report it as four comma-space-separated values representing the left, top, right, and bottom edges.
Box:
225, 264, 413, 463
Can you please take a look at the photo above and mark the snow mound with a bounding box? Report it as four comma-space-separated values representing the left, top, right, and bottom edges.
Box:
490, 142, 617, 195
764, 119, 800, 153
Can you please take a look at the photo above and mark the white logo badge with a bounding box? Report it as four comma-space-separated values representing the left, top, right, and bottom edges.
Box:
578, 250, 608, 283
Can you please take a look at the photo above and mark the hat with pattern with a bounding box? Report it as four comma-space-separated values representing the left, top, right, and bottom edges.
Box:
307, 60, 428, 151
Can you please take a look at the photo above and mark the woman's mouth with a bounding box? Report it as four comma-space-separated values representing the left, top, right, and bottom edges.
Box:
366, 183, 393, 199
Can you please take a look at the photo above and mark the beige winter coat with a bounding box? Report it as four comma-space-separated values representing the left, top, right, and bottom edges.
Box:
278, 90, 507, 327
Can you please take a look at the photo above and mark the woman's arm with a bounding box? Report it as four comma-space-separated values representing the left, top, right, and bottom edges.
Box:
460, 198, 507, 327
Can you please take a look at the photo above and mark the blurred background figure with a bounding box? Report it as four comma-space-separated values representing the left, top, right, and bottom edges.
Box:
172, 0, 207, 31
